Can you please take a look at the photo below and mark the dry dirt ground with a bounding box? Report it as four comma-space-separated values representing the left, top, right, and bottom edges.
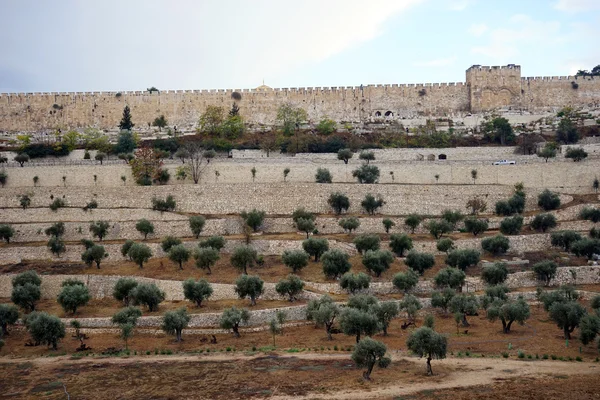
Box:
0, 353, 597, 400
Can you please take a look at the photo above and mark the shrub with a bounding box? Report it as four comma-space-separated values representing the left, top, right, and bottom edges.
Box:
337, 148, 353, 164
436, 238, 454, 254
441, 209, 464, 230
193, 247, 220, 274
352, 164, 380, 183
161, 236, 182, 252
538, 189, 561, 211
275, 274, 305, 301
162, 308, 190, 342
570, 238, 600, 259
303, 237, 329, 262
353, 234, 380, 254
82, 199, 98, 212
241, 209, 266, 232
131, 283, 165, 311
0, 224, 15, 243
315, 168, 333, 183
45, 222, 65, 238
25, 312, 65, 350
579, 207, 600, 223
389, 234, 413, 257
135, 219, 154, 239
220, 307, 250, 337
404, 214, 423, 233
351, 337, 391, 380
565, 147, 587, 162
19, 194, 31, 209
0, 304, 19, 336
533, 260, 558, 286
14, 153, 30, 167
89, 220, 109, 241
151, 195, 176, 212
292, 208, 315, 223
49, 198, 66, 211
362, 250, 394, 277
0, 170, 7, 187
434, 267, 465, 289
446, 249, 480, 271
128, 243, 153, 268
405, 251, 435, 275
531, 213, 557, 232
358, 150, 375, 164
183, 279, 213, 307
393, 269, 419, 292
189, 216, 206, 239
500, 216, 523, 235
321, 249, 351, 279
328, 192, 350, 214
81, 244, 107, 269
47, 236, 66, 257
230, 246, 258, 274
361, 194, 384, 215
481, 263, 508, 285
427, 220, 452, 239
482, 234, 510, 255
464, 218, 488, 236
198, 235, 226, 250
282, 250, 309, 273
382, 218, 395, 233
551, 230, 582, 252
113, 278, 138, 306
339, 217, 360, 233
57, 284, 90, 314
235, 275, 264, 306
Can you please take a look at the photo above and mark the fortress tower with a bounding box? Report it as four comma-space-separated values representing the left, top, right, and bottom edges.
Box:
466, 64, 522, 112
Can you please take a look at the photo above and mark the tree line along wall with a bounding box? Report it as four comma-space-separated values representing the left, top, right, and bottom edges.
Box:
1, 64, 599, 132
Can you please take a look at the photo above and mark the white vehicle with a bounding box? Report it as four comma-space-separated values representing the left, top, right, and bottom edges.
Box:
493, 160, 516, 165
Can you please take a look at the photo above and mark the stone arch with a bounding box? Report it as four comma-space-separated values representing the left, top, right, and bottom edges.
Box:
374, 111, 382, 117
385, 111, 394, 117
438, 154, 447, 160
427, 154, 435, 161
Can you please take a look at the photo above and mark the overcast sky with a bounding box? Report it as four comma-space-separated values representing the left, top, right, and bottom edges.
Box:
1, 0, 599, 92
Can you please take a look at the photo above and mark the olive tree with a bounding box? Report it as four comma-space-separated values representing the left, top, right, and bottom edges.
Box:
533, 260, 558, 286
500, 216, 523, 235
128, 243, 153, 268
353, 164, 380, 184
182, 279, 213, 307
393, 269, 419, 293
361, 194, 384, 214
382, 218, 395, 233
436, 238, 454, 254
399, 294, 422, 322
339, 217, 360, 233
161, 236, 182, 252
57, 284, 90, 314
121, 240, 135, 260
168, 244, 191, 270
113, 278, 138, 306
486, 296, 530, 333
135, 219, 154, 239
340, 272, 371, 294
538, 189, 561, 211
296, 218, 315, 238
339, 307, 381, 343
199, 235, 226, 250
449, 294, 479, 327
112, 306, 142, 326
11, 283, 41, 312
551, 231, 582, 252
47, 236, 66, 257
321, 249, 351, 279
230, 246, 258, 274
275, 274, 304, 301
362, 249, 394, 277
353, 234, 380, 254
193, 247, 220, 274
303, 237, 329, 262
315, 168, 333, 183
434, 267, 465, 290
281, 249, 309, 273
130, 283, 165, 311
234, 275, 264, 306
219, 307, 250, 337
371, 301, 399, 336
548, 301, 586, 340
404, 214, 423, 234
337, 148, 353, 164
0, 224, 15, 243
406, 327, 447, 376
427, 220, 452, 239
189, 215, 206, 238
389, 234, 413, 257
328, 192, 350, 214
81, 244, 107, 269
431, 288, 456, 314
162, 308, 190, 342
25, 312, 65, 350
464, 218, 488, 236
405, 251, 435, 275
89, 220, 110, 241
241, 209, 266, 232
531, 213, 557, 232
481, 262, 508, 285
481, 234, 510, 255
0, 304, 19, 336
352, 337, 391, 380
306, 295, 339, 340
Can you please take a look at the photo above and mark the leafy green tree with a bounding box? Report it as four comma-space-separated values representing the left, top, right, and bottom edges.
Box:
434, 267, 465, 290
275, 274, 304, 301
371, 301, 399, 336
235, 275, 264, 306
500, 216, 523, 235
80, 239, 95, 250
198, 105, 225, 136
551, 231, 582, 252
198, 235, 226, 250
61, 279, 84, 288
449, 294, 479, 326
19, 194, 31, 209
538, 285, 580, 311
464, 218, 488, 236
340, 272, 371, 294
481, 234, 510, 255
441, 209, 464, 230
382, 218, 395, 233
579, 314, 600, 345
531, 213, 557, 232
480, 285, 509, 309
352, 337, 391, 380
276, 103, 307, 136
113, 278, 138, 306
482, 116, 514, 145
431, 288, 456, 314
115, 129, 137, 155
219, 307, 250, 337
361, 194, 384, 215
0, 224, 14, 243
45, 222, 65, 238
339, 307, 381, 343
446, 249, 480, 271
406, 327, 447, 376
306, 295, 339, 340
353, 234, 380, 255
405, 251, 435, 275
538, 189, 561, 211
399, 294, 422, 322
315, 168, 333, 183
121, 240, 135, 260
135, 219, 154, 239
81, 244, 108, 269
12, 270, 41, 287
393, 269, 419, 293
481, 262, 508, 285
339, 217, 360, 233
296, 218, 315, 239
188, 216, 206, 239
162, 308, 190, 342
0, 304, 19, 336
161, 236, 182, 253
283, 167, 290, 181
131, 283, 165, 311
321, 249, 351, 279
533, 260, 558, 286
362, 249, 394, 277
556, 118, 578, 144
182, 279, 213, 307
14, 153, 30, 167
486, 296, 530, 333
241, 209, 266, 232
128, 243, 153, 268
328, 192, 350, 214
436, 238, 454, 254
112, 306, 142, 326
168, 244, 191, 270
230, 246, 257, 274
337, 148, 353, 164
292, 207, 315, 224
25, 312, 65, 350
549, 301, 587, 340
57, 284, 90, 314
193, 247, 220, 274
152, 114, 168, 131
47, 236, 66, 257
358, 151, 375, 164
282, 250, 309, 273
427, 220, 452, 239
579, 207, 600, 223
303, 237, 329, 262
222, 113, 245, 139
352, 164, 380, 183
565, 147, 587, 161
118, 105, 135, 131
538, 143, 557, 161
152, 195, 176, 211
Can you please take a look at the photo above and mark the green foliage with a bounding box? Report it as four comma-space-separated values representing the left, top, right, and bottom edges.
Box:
481, 234, 510, 255
531, 213, 557, 232
406, 326, 448, 375
113, 278, 138, 306
162, 308, 190, 342
537, 143, 557, 161
405, 251, 435, 275
282, 250, 309, 273
25, 312, 65, 350
199, 105, 225, 136
392, 268, 419, 293
89, 220, 109, 241
372, 301, 399, 336
441, 209, 464, 230
427, 220, 452, 239
399, 294, 422, 321
118, 105, 135, 131
570, 238, 600, 259
431, 288, 456, 313
465, 197, 487, 215
121, 240, 135, 259
361, 194, 384, 215
49, 198, 66, 211
0, 224, 15, 243
579, 207, 600, 223
112, 306, 142, 326
128, 243, 153, 268
481, 285, 509, 309
152, 114, 168, 130
220, 307, 250, 337
135, 219, 154, 239
306, 295, 339, 340
340, 272, 371, 294
131, 283, 165, 311
152, 195, 176, 212
296, 218, 315, 238
339, 307, 381, 343
11, 282, 41, 312
188, 216, 206, 239
0, 304, 19, 335
241, 209, 266, 232
321, 249, 351, 279
464, 218, 488, 236
315, 168, 333, 183
83, 199, 98, 212
549, 301, 587, 339
565, 147, 587, 161
198, 235, 226, 251
182, 279, 213, 307
481, 263, 509, 285
538, 189, 561, 211
57, 284, 90, 314
275, 274, 305, 301
339, 217, 360, 233
556, 118, 579, 144
579, 314, 600, 345
389, 233, 413, 257
434, 267, 466, 290
351, 337, 391, 380
449, 294, 479, 326
161, 236, 182, 253
328, 192, 350, 214
352, 164, 380, 183
500, 216, 524, 235
0, 170, 7, 188
168, 244, 191, 270
551, 231, 583, 253
539, 285, 580, 311
14, 153, 30, 167
19, 194, 31, 209
533, 260, 558, 286
235, 275, 264, 306
382, 218, 395, 233
47, 236, 66, 257
292, 207, 315, 224
230, 246, 258, 274
446, 249, 480, 271
193, 247, 220, 274
436, 238, 454, 254
316, 118, 337, 135
303, 237, 329, 262
45, 222, 65, 238
337, 148, 353, 164
276, 103, 307, 136
358, 151, 375, 164
13, 271, 42, 287
353, 234, 380, 255
81, 244, 107, 269
486, 296, 531, 333
495, 191, 526, 216
362, 249, 394, 277
482, 116, 515, 145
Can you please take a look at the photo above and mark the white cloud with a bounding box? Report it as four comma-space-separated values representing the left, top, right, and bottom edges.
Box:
468, 23, 488, 36
554, 0, 600, 12
414, 56, 457, 67
448, 0, 475, 11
